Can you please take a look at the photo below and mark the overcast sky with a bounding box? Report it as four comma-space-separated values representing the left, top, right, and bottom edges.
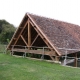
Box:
0, 0, 80, 27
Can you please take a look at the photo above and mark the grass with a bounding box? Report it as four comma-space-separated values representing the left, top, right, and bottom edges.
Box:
0, 44, 6, 53
0, 53, 80, 80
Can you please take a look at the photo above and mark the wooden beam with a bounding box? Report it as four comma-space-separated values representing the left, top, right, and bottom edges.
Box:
74, 53, 77, 67
31, 34, 39, 46
28, 20, 31, 49
55, 56, 59, 61
20, 35, 28, 46
14, 21, 28, 45
11, 49, 56, 56
29, 19, 34, 27
49, 55, 55, 60
13, 38, 17, 40
22, 28, 28, 38
19, 27, 23, 29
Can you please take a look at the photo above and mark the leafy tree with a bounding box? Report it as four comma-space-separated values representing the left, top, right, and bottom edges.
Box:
0, 20, 16, 44
0, 20, 10, 33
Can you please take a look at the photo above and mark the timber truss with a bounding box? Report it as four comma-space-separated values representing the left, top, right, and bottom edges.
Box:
7, 13, 60, 61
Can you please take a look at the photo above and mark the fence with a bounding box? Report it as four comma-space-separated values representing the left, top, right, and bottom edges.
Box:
1, 44, 80, 67
12, 45, 80, 66
11, 45, 54, 59
58, 47, 80, 67
61, 56, 80, 67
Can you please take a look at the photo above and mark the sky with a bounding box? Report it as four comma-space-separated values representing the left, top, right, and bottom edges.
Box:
0, 0, 80, 27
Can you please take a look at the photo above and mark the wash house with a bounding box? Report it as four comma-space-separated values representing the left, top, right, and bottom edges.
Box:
7, 13, 80, 67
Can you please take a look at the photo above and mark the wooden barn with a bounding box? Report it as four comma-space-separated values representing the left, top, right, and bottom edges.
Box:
7, 13, 80, 67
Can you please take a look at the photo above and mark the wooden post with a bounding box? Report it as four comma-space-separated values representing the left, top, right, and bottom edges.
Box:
25, 46, 26, 58
74, 53, 77, 67
55, 56, 59, 61
41, 47, 45, 60
11, 45, 14, 56
63, 50, 67, 66
28, 21, 31, 49
63, 55, 67, 66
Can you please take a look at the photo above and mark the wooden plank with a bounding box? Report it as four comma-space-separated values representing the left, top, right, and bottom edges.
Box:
28, 50, 42, 54
13, 38, 16, 40
19, 27, 23, 29
20, 35, 28, 46
55, 56, 59, 61
49, 55, 55, 60
28, 50, 55, 56
29, 19, 34, 27
12, 49, 26, 52
11, 48, 55, 56
45, 51, 55, 56
28, 20, 31, 49
31, 34, 39, 46
74, 53, 77, 67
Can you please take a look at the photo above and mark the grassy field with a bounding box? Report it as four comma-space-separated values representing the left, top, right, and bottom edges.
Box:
0, 44, 6, 53
0, 54, 80, 80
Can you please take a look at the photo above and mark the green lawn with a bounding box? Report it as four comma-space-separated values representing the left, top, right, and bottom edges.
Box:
0, 44, 6, 53
0, 54, 80, 80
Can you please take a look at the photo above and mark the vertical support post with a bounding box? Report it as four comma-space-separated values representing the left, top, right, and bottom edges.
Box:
25, 46, 26, 58
63, 50, 67, 66
55, 56, 59, 61
11, 45, 14, 56
41, 47, 44, 60
23, 54, 25, 58
28, 20, 31, 50
74, 53, 77, 67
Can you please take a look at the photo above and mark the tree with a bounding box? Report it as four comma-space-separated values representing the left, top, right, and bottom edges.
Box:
0, 20, 10, 33
0, 20, 16, 44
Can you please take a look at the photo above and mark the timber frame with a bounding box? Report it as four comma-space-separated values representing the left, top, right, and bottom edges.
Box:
7, 13, 80, 67
7, 13, 60, 61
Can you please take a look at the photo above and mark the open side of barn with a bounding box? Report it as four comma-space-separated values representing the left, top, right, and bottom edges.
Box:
7, 13, 80, 67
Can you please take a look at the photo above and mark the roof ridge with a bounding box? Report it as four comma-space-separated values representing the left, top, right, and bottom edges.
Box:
27, 12, 80, 27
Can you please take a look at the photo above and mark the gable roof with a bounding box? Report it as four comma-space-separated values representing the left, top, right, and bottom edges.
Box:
7, 13, 80, 56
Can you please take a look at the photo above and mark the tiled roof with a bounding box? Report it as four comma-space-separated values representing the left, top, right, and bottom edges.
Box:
29, 14, 80, 55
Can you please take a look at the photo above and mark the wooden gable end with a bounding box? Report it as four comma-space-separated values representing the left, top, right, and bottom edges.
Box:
7, 13, 61, 58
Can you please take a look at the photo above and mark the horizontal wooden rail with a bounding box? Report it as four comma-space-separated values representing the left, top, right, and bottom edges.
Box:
10, 45, 57, 57
11, 45, 54, 50
11, 48, 55, 56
